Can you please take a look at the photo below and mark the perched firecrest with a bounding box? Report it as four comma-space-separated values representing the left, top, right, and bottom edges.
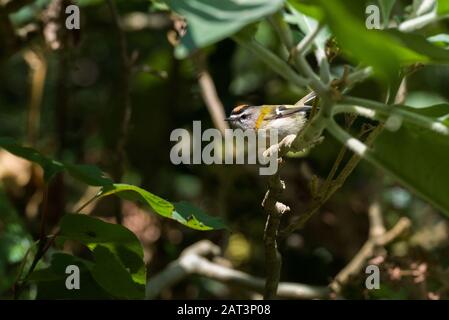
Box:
225, 92, 316, 140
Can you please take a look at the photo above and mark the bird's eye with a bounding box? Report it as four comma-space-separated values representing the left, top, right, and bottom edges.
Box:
240, 113, 248, 120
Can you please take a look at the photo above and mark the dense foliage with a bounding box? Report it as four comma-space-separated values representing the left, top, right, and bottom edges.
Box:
0, 0, 448, 300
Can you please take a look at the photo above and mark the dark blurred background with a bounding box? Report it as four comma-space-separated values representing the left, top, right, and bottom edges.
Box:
1, 0, 449, 299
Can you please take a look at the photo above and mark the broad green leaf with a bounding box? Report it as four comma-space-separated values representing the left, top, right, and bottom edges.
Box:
58, 214, 143, 259
165, 0, 284, 58
173, 201, 227, 231
315, 0, 428, 82
99, 183, 174, 218
90, 245, 145, 299
437, 0, 449, 15
58, 214, 146, 286
372, 116, 449, 217
0, 137, 64, 181
29, 253, 111, 300
33, 215, 147, 299
386, 30, 449, 63
287, 0, 324, 21
98, 184, 226, 231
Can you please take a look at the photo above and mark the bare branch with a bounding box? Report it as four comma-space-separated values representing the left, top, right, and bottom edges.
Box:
192, 52, 229, 135
146, 240, 329, 300
262, 165, 290, 299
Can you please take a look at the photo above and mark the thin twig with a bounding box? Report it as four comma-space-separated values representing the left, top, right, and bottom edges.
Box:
192, 51, 229, 135
399, 11, 448, 32
13, 184, 51, 298
291, 23, 323, 58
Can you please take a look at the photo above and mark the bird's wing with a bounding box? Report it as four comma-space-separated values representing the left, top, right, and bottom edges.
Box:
264, 105, 312, 120
295, 91, 317, 107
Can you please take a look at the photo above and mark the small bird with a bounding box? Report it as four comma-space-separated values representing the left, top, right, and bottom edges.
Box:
225, 92, 317, 140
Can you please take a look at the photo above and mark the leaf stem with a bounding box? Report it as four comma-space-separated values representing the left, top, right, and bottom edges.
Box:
341, 96, 449, 135
399, 11, 448, 32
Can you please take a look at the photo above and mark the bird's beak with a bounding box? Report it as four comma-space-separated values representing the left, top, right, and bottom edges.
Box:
224, 117, 232, 122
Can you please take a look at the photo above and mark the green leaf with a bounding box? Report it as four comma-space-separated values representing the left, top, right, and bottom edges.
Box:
0, 138, 226, 232
99, 183, 174, 218
0, 138, 64, 181
98, 184, 227, 231
287, 0, 324, 21
437, 0, 449, 15
33, 215, 147, 299
58, 214, 146, 288
29, 253, 111, 300
165, 0, 284, 58
315, 0, 428, 82
58, 214, 143, 258
90, 245, 145, 299
386, 30, 449, 64
173, 201, 227, 231
372, 118, 449, 217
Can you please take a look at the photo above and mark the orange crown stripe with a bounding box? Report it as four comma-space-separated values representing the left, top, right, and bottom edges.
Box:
232, 104, 249, 114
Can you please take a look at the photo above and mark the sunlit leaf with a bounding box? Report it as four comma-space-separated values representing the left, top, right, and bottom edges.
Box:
98, 184, 226, 231
287, 0, 324, 21
173, 201, 227, 231
437, 0, 449, 15
386, 30, 449, 63
99, 183, 174, 218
